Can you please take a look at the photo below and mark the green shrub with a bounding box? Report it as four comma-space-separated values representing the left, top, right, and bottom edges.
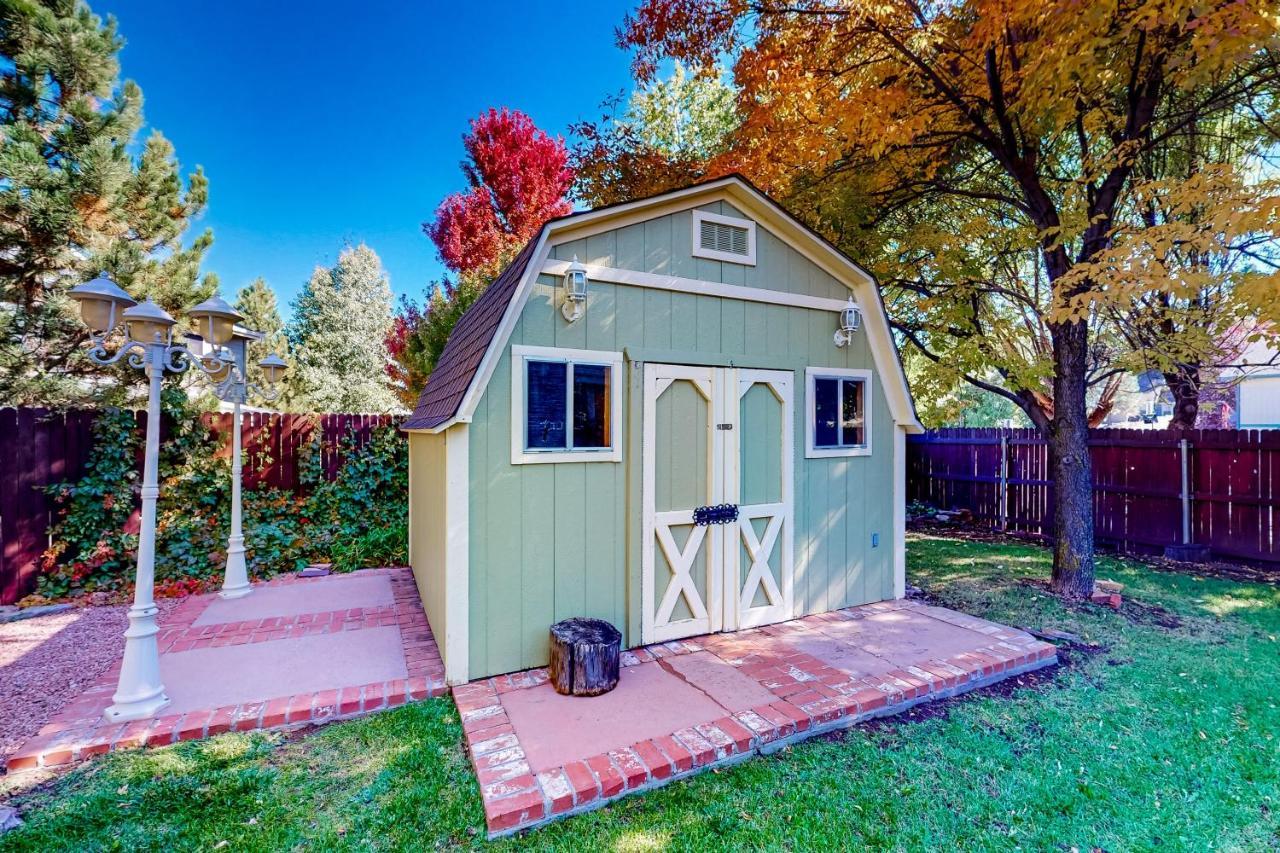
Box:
330, 521, 409, 573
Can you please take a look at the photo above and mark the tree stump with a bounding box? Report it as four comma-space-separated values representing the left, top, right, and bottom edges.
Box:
548, 618, 621, 696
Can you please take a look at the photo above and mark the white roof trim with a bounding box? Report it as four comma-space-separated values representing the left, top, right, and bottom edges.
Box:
413, 176, 922, 435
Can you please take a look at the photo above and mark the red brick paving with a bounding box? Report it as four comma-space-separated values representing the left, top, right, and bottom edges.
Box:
459, 598, 1058, 838
5, 568, 445, 773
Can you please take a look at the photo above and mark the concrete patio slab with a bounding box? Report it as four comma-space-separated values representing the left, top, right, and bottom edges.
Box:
160, 627, 408, 715
6, 568, 445, 774
503, 662, 726, 773
193, 573, 394, 626
457, 598, 1058, 837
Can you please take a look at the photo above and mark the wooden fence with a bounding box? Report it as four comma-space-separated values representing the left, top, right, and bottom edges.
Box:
908, 427, 1280, 566
0, 408, 396, 605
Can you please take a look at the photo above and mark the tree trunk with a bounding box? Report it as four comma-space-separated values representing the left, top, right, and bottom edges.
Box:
1163, 366, 1201, 431
1048, 319, 1096, 599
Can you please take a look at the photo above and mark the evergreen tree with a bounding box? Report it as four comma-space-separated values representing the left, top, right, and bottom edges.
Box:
233, 277, 287, 392
285, 244, 396, 414
0, 0, 215, 405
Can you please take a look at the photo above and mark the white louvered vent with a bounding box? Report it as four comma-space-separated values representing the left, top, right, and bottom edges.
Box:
691, 210, 757, 265
700, 219, 750, 257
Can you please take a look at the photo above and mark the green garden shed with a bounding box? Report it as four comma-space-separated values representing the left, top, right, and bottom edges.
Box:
403, 176, 923, 685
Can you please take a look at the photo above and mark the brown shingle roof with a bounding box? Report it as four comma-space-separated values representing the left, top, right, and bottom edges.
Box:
402, 238, 541, 431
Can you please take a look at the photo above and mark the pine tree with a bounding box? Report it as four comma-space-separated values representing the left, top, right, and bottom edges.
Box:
285, 244, 397, 414
0, 0, 215, 405
233, 277, 287, 392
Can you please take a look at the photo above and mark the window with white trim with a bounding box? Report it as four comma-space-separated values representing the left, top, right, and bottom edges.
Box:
805, 367, 872, 458
691, 210, 757, 266
511, 345, 623, 464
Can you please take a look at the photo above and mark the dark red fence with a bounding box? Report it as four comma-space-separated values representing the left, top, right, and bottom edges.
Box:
0, 408, 396, 604
908, 427, 1280, 566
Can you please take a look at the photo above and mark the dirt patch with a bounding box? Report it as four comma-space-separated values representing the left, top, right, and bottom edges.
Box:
909, 520, 1278, 586
1118, 598, 1183, 630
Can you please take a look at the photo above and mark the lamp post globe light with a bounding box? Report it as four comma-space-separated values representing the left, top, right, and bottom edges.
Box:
66, 275, 283, 722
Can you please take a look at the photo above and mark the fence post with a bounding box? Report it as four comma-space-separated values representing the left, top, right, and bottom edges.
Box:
998, 431, 1009, 531
1179, 437, 1191, 545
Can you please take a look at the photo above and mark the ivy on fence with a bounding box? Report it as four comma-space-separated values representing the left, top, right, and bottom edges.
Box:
35, 393, 407, 601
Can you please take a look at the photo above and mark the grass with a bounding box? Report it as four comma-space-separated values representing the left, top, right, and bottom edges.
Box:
3, 533, 1278, 851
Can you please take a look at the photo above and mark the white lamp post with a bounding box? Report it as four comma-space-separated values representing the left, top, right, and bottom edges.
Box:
189, 315, 287, 600
68, 275, 246, 722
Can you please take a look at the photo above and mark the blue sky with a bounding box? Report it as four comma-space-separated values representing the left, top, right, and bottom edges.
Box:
98, 1, 637, 317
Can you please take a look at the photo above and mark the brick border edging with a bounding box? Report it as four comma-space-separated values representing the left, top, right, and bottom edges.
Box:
6, 568, 447, 774
501, 655, 1056, 837
456, 600, 1059, 837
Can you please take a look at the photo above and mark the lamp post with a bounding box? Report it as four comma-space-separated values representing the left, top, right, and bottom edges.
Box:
189, 313, 287, 600
68, 275, 251, 722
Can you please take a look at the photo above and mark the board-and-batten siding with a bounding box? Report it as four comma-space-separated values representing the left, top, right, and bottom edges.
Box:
465, 205, 895, 679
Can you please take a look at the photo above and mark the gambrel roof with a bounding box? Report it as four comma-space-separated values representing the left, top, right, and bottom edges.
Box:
403, 174, 922, 434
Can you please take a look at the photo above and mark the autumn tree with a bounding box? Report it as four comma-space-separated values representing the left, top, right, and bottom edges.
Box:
287, 244, 397, 414
425, 107, 573, 275
621, 0, 1280, 597
574, 62, 739, 207
387, 109, 572, 406
1105, 106, 1280, 429
0, 0, 215, 405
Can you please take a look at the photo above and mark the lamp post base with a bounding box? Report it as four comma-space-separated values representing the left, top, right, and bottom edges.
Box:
104, 603, 171, 723
219, 536, 253, 599
104, 691, 172, 723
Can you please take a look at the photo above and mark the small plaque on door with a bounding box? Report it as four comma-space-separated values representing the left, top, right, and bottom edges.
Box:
693, 504, 739, 526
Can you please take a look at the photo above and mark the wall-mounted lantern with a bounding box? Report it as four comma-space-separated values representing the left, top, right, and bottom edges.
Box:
562, 255, 588, 322
833, 297, 862, 347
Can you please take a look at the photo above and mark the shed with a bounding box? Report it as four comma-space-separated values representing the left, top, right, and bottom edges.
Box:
403, 175, 924, 685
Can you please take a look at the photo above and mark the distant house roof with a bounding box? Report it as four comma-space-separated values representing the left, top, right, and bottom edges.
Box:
403, 174, 923, 435
402, 238, 540, 431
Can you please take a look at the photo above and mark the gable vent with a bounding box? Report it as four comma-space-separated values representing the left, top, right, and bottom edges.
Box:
691, 210, 757, 265
700, 219, 750, 257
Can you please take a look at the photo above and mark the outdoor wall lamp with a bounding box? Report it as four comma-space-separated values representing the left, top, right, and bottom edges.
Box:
834, 297, 862, 347
66, 273, 283, 722
562, 255, 588, 322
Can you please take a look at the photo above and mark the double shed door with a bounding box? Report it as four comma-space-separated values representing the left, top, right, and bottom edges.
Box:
641, 364, 794, 644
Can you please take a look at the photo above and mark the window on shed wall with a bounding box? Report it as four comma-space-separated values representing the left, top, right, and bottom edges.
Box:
511, 345, 623, 464
806, 368, 872, 458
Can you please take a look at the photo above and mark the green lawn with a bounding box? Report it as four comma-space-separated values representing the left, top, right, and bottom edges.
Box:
3, 534, 1278, 851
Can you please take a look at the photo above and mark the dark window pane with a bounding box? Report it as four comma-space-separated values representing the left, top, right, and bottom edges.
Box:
841, 379, 864, 446
572, 363, 610, 448
526, 360, 566, 449
813, 377, 839, 447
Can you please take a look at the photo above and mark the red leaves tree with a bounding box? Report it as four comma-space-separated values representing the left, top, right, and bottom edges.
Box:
387, 108, 574, 407
425, 108, 574, 274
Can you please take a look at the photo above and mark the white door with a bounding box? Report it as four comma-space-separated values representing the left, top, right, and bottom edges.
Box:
642, 364, 793, 644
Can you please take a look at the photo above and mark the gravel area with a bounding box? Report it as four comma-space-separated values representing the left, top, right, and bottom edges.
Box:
0, 600, 181, 762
